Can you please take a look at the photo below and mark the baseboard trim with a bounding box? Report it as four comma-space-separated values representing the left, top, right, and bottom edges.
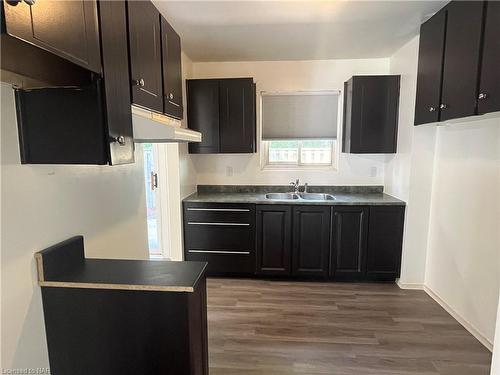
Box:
396, 279, 424, 290
424, 286, 493, 352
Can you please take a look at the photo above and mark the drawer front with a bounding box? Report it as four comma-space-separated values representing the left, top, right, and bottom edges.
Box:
184, 202, 254, 223
183, 202, 256, 275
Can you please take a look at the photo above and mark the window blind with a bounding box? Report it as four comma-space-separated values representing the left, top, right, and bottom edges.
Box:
261, 92, 339, 140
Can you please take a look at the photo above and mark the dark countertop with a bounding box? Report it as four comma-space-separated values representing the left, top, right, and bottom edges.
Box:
36, 236, 207, 292
183, 192, 405, 206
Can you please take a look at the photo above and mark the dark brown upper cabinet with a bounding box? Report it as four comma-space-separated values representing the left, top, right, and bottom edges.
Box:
440, 1, 484, 121
414, 1, 500, 125
127, 1, 163, 113
342, 75, 400, 154
414, 10, 446, 125
478, 1, 500, 115
2, 0, 101, 73
187, 78, 256, 154
292, 206, 330, 278
161, 17, 183, 120
14, 1, 134, 165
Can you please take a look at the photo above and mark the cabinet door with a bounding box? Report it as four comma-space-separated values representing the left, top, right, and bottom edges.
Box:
292, 206, 330, 277
330, 207, 368, 280
161, 17, 183, 119
3, 0, 101, 73
256, 205, 291, 276
99, 1, 134, 165
414, 9, 446, 125
440, 1, 485, 121
219, 78, 256, 153
187, 80, 220, 154
366, 206, 405, 281
478, 1, 500, 115
127, 1, 163, 112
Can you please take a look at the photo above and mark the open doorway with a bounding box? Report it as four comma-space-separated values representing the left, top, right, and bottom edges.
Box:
142, 143, 171, 259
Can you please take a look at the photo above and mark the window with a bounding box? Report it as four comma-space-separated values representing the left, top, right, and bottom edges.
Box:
265, 139, 335, 167
261, 90, 339, 168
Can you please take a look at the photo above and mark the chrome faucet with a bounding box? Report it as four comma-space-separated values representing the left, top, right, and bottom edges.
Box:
290, 179, 300, 193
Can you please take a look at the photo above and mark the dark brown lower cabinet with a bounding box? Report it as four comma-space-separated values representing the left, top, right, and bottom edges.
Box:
256, 205, 292, 276
183, 202, 256, 276
366, 206, 405, 281
292, 206, 330, 277
330, 206, 369, 280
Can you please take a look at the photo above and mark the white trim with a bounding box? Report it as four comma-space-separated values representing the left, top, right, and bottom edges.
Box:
424, 285, 493, 352
396, 279, 424, 290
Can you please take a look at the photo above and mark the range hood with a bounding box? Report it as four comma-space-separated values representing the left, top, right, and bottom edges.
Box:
132, 105, 202, 143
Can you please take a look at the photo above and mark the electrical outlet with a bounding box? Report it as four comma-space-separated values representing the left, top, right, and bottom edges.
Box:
226, 166, 233, 177
370, 166, 377, 177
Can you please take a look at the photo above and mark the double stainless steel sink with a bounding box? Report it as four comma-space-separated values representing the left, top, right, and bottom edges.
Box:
265, 192, 335, 201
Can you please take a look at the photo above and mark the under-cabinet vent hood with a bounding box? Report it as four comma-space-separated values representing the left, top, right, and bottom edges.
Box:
132, 106, 202, 143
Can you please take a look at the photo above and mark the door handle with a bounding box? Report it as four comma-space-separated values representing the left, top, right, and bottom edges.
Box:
150, 172, 158, 191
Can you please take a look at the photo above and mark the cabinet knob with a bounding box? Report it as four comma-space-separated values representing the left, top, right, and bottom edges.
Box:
440, 104, 448, 109
478, 93, 488, 100
169, 93, 174, 100
429, 106, 436, 112
134, 78, 145, 87
112, 136, 126, 146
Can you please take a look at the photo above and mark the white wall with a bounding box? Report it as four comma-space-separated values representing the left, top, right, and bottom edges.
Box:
179, 51, 197, 198
0, 84, 149, 369
189, 58, 390, 186
388, 37, 500, 351
425, 117, 500, 347
386, 36, 437, 287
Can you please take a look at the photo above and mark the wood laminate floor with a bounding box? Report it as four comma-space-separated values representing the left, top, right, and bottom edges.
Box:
207, 278, 492, 375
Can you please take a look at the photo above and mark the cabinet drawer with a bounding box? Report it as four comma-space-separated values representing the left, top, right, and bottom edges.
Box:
185, 224, 253, 252
185, 251, 255, 275
184, 203, 254, 223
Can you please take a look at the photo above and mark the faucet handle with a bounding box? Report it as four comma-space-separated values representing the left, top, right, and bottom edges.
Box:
304, 183, 308, 193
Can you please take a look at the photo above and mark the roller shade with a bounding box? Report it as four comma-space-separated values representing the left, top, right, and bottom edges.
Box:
262, 91, 339, 140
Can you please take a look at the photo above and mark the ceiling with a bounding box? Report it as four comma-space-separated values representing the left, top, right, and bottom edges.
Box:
153, 1, 447, 62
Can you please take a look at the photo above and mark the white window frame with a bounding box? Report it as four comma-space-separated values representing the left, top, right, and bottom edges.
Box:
259, 90, 341, 171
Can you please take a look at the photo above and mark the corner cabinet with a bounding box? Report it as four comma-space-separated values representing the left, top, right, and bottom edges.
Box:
2, 0, 101, 73
414, 0, 500, 125
127, 1, 164, 113
342, 75, 400, 154
187, 78, 256, 154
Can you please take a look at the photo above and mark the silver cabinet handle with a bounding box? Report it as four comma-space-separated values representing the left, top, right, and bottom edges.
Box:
429, 106, 436, 112
24, 0, 35, 5
188, 250, 250, 255
187, 222, 250, 226
478, 93, 488, 100
186, 208, 250, 212
134, 78, 145, 87
111, 136, 126, 145
440, 104, 448, 109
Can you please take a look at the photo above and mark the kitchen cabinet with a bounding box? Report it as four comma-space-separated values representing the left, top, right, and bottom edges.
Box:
2, 0, 101, 73
187, 78, 256, 154
256, 205, 292, 276
342, 75, 400, 154
330, 207, 368, 280
478, 1, 500, 115
292, 206, 330, 277
219, 78, 256, 153
127, 1, 163, 113
414, 10, 446, 125
161, 17, 184, 119
440, 1, 484, 121
183, 203, 256, 276
187, 80, 220, 153
99, 0, 134, 165
366, 206, 405, 281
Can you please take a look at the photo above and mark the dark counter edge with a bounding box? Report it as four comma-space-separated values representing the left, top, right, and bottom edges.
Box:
35, 236, 208, 293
